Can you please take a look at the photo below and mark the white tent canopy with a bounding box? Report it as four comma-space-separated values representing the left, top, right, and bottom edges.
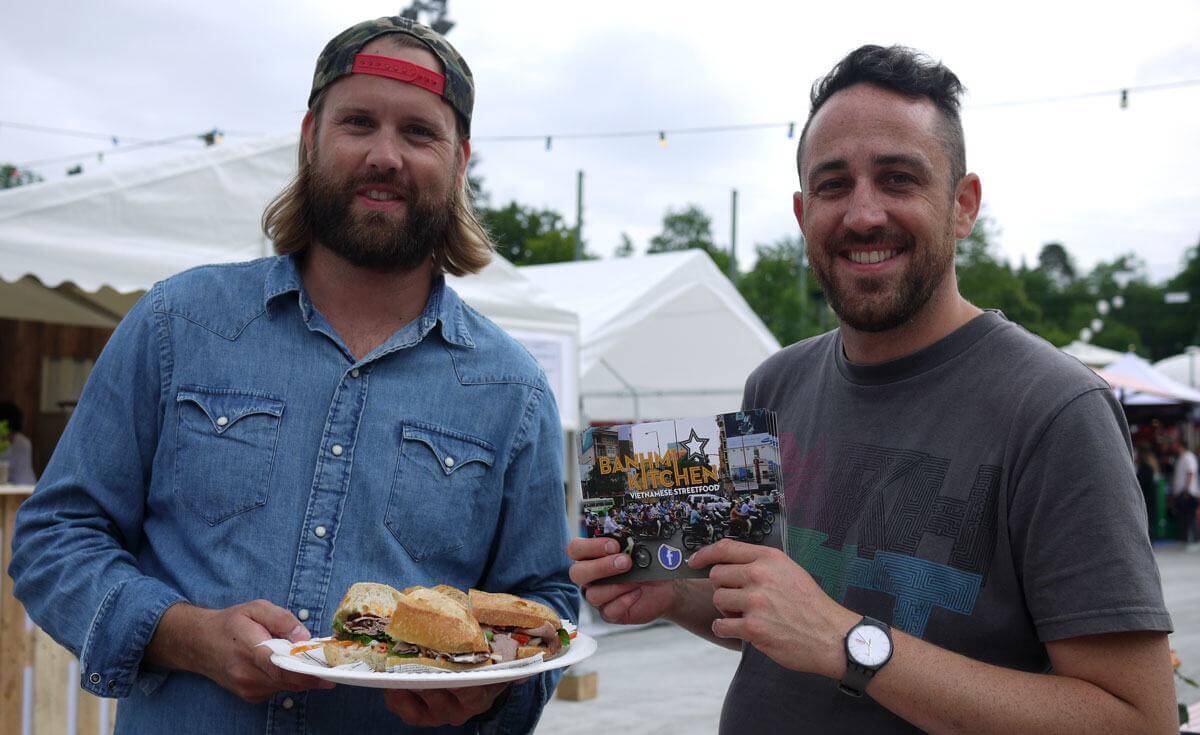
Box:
0, 133, 580, 429
522, 251, 780, 422
1154, 350, 1200, 389
1100, 352, 1200, 405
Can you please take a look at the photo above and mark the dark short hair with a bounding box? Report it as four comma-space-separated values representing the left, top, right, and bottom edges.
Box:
0, 402, 23, 433
797, 44, 967, 188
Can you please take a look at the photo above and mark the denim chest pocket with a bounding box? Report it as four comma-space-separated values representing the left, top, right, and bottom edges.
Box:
174, 386, 285, 525
385, 424, 496, 561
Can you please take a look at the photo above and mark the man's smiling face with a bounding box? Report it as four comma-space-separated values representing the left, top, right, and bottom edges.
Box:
796, 83, 964, 333
300, 37, 468, 272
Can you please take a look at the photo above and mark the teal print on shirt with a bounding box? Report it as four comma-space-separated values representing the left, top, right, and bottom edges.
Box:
788, 526, 982, 637
782, 442, 1002, 637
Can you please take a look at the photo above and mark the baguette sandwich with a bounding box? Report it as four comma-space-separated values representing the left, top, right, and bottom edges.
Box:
468, 589, 570, 662
322, 582, 403, 669
382, 587, 493, 671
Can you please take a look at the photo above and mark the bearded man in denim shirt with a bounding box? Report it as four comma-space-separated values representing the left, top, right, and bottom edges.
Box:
8, 16, 577, 734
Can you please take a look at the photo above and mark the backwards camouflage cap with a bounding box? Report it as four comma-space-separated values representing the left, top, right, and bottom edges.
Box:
308, 16, 474, 136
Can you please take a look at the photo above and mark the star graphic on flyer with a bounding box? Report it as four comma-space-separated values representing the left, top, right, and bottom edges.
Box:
680, 428, 710, 463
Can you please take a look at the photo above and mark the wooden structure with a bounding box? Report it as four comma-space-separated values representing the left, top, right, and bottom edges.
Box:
2, 487, 117, 734
0, 317, 115, 476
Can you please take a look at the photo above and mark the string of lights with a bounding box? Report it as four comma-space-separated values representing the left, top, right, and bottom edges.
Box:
7, 76, 1199, 174
15, 129, 227, 170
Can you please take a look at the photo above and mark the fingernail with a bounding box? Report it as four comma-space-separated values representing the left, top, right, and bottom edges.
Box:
606, 540, 618, 554
614, 554, 630, 570
288, 625, 309, 642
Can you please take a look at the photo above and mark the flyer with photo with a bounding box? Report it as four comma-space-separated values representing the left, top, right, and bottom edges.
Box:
579, 409, 786, 582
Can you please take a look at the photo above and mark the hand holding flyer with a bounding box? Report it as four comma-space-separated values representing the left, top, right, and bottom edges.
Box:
579, 409, 786, 582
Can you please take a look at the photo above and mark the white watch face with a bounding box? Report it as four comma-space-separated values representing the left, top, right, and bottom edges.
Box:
848, 624, 891, 667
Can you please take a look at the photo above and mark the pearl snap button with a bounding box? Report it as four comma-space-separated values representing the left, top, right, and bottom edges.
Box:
298, 608, 309, 621
216, 416, 228, 426
350, 369, 360, 378
331, 444, 343, 456
314, 526, 327, 538
444, 456, 455, 468
282, 697, 294, 710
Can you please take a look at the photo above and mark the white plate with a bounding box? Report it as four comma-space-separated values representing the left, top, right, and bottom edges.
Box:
267, 633, 597, 690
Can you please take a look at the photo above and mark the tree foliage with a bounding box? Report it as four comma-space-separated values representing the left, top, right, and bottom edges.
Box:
647, 204, 732, 274
480, 201, 593, 266
2, 164, 43, 189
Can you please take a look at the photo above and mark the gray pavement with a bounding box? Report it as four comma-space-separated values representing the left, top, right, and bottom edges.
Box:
538, 544, 1200, 734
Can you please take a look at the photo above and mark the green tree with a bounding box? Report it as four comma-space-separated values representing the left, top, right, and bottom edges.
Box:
615, 232, 635, 257
955, 215, 1043, 332
480, 201, 593, 265
1156, 238, 1200, 357
1037, 242, 1076, 287
648, 204, 732, 274
736, 237, 825, 346
2, 164, 43, 189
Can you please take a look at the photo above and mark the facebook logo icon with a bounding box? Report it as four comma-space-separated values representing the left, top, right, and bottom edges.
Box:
658, 544, 683, 570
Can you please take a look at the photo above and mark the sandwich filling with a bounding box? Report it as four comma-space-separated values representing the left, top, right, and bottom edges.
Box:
481, 621, 565, 659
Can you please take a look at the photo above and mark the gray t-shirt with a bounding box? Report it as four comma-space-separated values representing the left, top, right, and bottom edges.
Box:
720, 311, 1172, 734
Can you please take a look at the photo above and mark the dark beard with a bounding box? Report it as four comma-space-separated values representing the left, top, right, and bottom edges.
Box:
301, 159, 454, 272
810, 227, 949, 333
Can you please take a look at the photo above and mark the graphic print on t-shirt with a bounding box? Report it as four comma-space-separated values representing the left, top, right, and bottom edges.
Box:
785, 440, 1001, 637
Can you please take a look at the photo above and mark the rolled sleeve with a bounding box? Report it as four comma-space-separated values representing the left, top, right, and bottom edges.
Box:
8, 287, 182, 697
480, 375, 581, 733
80, 577, 185, 697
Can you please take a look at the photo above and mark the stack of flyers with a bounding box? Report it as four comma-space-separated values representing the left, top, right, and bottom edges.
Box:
578, 409, 786, 581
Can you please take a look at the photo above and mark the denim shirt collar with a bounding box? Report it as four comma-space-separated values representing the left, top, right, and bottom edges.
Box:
261, 253, 475, 352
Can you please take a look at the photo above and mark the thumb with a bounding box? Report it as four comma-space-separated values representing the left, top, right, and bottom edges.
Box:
245, 600, 309, 642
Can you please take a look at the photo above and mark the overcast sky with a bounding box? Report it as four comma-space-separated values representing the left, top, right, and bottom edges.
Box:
3, 0, 1199, 280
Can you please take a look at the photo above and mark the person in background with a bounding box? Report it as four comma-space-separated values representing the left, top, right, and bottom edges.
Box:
0, 402, 38, 485
1135, 444, 1161, 539
1172, 440, 1199, 546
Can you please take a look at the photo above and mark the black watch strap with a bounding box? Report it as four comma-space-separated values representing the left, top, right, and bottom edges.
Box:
837, 662, 875, 698
838, 616, 891, 698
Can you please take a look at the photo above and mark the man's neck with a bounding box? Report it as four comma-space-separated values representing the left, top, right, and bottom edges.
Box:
839, 280, 983, 366
299, 244, 436, 361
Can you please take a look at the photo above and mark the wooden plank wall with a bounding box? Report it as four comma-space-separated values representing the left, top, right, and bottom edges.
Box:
0, 318, 114, 475
1, 491, 116, 734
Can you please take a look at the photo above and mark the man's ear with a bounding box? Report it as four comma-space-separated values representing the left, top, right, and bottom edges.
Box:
953, 173, 982, 240
300, 110, 317, 165
793, 191, 805, 229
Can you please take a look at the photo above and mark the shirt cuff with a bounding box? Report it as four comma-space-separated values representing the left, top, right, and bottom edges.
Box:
78, 576, 186, 698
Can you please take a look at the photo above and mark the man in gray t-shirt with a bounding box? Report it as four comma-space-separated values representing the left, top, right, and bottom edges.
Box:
569, 44, 1176, 733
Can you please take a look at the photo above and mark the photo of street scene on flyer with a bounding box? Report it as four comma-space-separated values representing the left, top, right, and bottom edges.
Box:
578, 409, 785, 582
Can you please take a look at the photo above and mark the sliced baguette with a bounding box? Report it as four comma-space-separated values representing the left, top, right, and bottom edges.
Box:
322, 641, 389, 670
468, 589, 561, 630
332, 582, 403, 625
517, 644, 562, 661
384, 654, 490, 672
386, 587, 488, 654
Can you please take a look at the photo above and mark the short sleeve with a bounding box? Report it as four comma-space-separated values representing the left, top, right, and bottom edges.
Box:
1009, 387, 1172, 641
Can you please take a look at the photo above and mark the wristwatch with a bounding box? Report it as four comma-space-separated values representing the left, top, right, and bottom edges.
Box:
838, 616, 893, 697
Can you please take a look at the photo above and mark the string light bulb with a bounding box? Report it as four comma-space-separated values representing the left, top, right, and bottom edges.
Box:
544, 136, 552, 151
787, 122, 795, 139
658, 131, 667, 148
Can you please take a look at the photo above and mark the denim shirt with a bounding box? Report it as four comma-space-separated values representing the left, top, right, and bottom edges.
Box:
8, 255, 578, 734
